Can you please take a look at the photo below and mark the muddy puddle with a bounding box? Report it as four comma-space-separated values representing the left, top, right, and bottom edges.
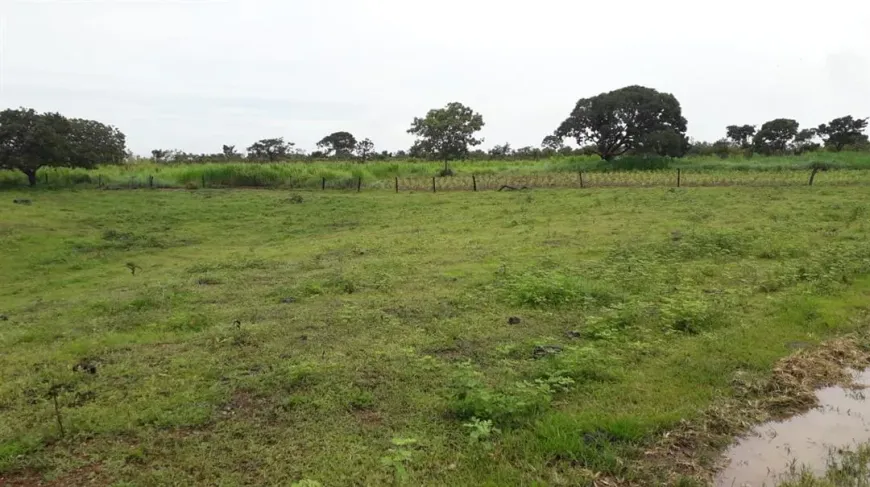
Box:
716, 369, 870, 486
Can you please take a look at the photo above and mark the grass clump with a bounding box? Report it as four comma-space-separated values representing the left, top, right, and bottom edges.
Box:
502, 269, 620, 309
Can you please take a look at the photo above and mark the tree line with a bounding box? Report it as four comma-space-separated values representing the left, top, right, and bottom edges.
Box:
2, 85, 868, 185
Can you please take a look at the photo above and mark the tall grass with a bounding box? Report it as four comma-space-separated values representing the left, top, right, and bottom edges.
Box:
2, 152, 869, 189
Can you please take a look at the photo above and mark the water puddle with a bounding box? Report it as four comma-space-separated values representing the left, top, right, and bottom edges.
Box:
716, 369, 870, 486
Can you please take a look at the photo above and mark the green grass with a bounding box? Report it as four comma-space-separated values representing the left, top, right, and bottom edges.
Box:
3, 151, 870, 190
2, 186, 870, 485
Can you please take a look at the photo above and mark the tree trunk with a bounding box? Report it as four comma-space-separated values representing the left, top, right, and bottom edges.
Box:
443, 159, 449, 172
23, 168, 38, 187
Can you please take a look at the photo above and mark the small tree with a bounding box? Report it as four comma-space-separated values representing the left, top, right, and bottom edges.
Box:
407, 102, 484, 173
712, 139, 733, 159
246, 138, 294, 162
0, 108, 126, 186
354, 138, 375, 163
817, 116, 869, 152
515, 146, 542, 160
317, 131, 357, 158
222, 145, 240, 159
753, 119, 799, 155
555, 85, 687, 161
151, 149, 169, 163
726, 125, 756, 149
489, 143, 512, 159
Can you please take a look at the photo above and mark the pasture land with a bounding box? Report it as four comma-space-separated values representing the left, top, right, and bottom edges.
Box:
2, 187, 870, 485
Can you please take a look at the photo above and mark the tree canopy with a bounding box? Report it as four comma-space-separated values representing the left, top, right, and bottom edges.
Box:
354, 138, 375, 163
726, 125, 756, 148
407, 102, 484, 170
817, 116, 869, 152
246, 138, 294, 162
554, 85, 687, 161
317, 131, 358, 157
0, 108, 126, 186
752, 119, 799, 155
222, 145, 240, 159
541, 135, 564, 152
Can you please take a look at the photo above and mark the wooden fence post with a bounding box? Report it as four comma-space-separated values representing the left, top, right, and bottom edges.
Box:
432, 177, 436, 193
395, 177, 399, 193
357, 177, 362, 192
579, 171, 584, 188
202, 174, 206, 188
472, 174, 477, 192
149, 175, 154, 188
322, 177, 326, 190
677, 169, 681, 188
98, 175, 102, 188
44, 172, 49, 184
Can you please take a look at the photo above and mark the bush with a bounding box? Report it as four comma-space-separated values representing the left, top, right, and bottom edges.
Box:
449, 366, 564, 424
503, 270, 620, 309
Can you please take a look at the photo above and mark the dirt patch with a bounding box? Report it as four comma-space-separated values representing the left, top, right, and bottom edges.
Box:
644, 335, 870, 485
423, 339, 481, 362
0, 463, 105, 487
352, 409, 383, 428
219, 389, 264, 418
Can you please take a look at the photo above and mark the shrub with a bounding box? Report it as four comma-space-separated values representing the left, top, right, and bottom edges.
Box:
503, 270, 619, 309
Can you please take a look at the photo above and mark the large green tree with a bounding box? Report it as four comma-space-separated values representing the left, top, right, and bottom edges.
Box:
752, 119, 799, 155
0, 108, 126, 186
817, 116, 869, 152
317, 131, 357, 157
554, 85, 687, 161
725, 125, 756, 148
246, 138, 294, 162
407, 102, 484, 171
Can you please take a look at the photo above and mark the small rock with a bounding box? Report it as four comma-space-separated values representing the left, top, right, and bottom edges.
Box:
533, 345, 563, 359
12, 199, 32, 205
508, 317, 522, 325
300, 335, 309, 342
280, 297, 297, 304
565, 330, 582, 339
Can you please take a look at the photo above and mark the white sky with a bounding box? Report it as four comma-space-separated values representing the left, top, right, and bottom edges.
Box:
2, 0, 869, 155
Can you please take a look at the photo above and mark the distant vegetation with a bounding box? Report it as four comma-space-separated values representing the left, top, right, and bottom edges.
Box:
1, 85, 868, 186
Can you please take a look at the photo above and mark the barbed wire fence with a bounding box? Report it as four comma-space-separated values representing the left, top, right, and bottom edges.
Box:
12, 168, 870, 191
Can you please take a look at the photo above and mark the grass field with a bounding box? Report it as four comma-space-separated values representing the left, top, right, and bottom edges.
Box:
2, 186, 870, 485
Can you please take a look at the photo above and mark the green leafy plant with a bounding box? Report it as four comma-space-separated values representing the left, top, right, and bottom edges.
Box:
463, 417, 501, 448
380, 437, 419, 484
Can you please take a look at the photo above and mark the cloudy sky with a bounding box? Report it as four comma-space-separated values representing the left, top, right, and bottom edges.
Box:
2, 0, 869, 155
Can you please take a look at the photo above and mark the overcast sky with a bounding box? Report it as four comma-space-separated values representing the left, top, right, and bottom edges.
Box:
2, 0, 869, 155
